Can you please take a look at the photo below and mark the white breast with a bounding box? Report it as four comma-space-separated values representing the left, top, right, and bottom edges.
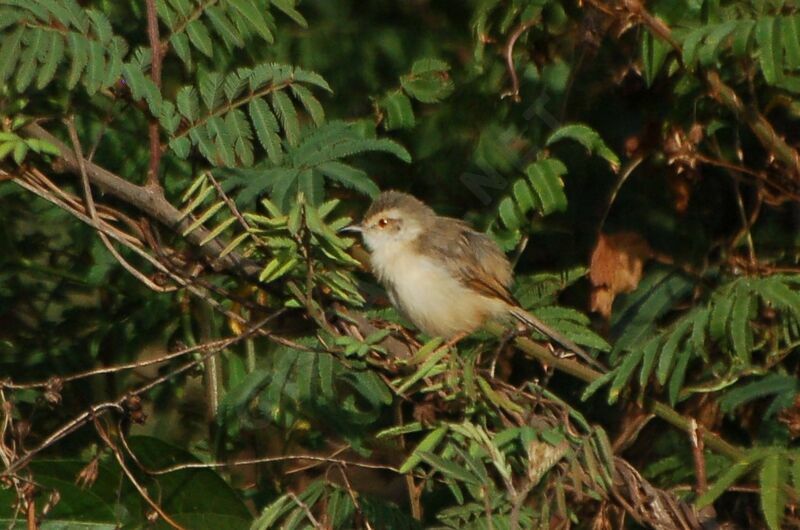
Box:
370, 245, 506, 338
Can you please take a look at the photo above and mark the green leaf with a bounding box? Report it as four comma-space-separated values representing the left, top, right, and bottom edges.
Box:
208, 116, 236, 166
698, 20, 738, 66
187, 19, 213, 57
729, 281, 753, 365
380, 90, 415, 130
760, 452, 787, 530
15, 28, 42, 93
85, 40, 106, 94
525, 159, 568, 215
656, 318, 692, 386
271, 90, 300, 146
36, 31, 64, 89
87, 9, 113, 44
271, 0, 308, 28
182, 201, 225, 236
497, 196, 521, 230
682, 25, 712, 66
229, 0, 273, 43
784, 16, 800, 70
608, 348, 644, 404
249, 98, 283, 164
199, 70, 223, 110
0, 26, 25, 83
756, 16, 782, 85
396, 344, 449, 394
176, 86, 201, 121
206, 6, 244, 48
399, 426, 447, 473
512, 179, 536, 214
546, 124, 620, 171
419, 451, 482, 486
291, 84, 325, 126
697, 449, 770, 508
170, 136, 192, 158
171, 32, 192, 67
226, 108, 254, 166
642, 29, 670, 86
317, 161, 379, 198
411, 57, 450, 75
709, 291, 734, 342
638, 335, 661, 387
67, 33, 89, 89
719, 374, 799, 414
401, 67, 454, 103
732, 19, 755, 57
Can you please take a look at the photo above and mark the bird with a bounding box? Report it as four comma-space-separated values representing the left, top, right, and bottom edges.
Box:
344, 190, 605, 370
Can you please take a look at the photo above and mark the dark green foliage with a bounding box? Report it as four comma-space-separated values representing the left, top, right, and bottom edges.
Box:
2, 0, 800, 529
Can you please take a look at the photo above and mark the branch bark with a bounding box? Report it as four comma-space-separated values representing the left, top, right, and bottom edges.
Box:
21, 123, 262, 279
145, 0, 164, 190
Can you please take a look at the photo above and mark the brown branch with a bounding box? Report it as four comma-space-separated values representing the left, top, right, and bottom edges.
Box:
705, 71, 800, 179
20, 123, 262, 279
145, 0, 164, 190
138, 452, 401, 476
484, 322, 747, 462
501, 18, 538, 102
6, 167, 308, 355
690, 419, 708, 494
65, 117, 170, 292
1, 338, 235, 390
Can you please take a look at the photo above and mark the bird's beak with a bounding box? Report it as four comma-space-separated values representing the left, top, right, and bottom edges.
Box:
340, 224, 363, 233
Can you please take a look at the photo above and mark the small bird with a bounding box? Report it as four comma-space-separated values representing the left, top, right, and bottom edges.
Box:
345, 190, 604, 370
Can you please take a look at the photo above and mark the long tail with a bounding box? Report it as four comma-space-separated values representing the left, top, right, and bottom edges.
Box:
508, 306, 607, 372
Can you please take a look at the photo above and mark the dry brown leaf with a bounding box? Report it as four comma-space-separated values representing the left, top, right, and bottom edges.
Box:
589, 232, 653, 319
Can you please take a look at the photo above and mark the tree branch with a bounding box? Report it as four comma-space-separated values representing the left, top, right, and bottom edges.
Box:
20, 123, 262, 279
145, 0, 164, 190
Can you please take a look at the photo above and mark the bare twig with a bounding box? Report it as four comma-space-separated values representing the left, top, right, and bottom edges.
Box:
141, 452, 401, 476
1, 338, 235, 390
1, 313, 278, 477
501, 18, 538, 102
690, 419, 707, 494
288, 492, 323, 529
94, 419, 185, 530
7, 167, 307, 352
20, 123, 262, 279
145, 0, 164, 190
65, 117, 171, 292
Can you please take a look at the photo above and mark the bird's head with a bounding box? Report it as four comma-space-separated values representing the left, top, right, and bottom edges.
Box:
344, 191, 435, 253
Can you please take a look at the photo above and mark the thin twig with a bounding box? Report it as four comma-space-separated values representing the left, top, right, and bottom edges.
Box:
94, 419, 186, 530
21, 123, 262, 279
501, 18, 538, 102
1, 313, 278, 477
689, 419, 707, 495
145, 0, 164, 190
288, 492, 323, 529
142, 452, 401, 476
65, 118, 171, 292
7, 168, 307, 352
1, 338, 235, 390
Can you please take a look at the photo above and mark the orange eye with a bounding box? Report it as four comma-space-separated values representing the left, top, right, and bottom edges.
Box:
377, 218, 389, 228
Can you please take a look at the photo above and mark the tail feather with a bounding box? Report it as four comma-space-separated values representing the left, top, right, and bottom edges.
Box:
508, 306, 606, 372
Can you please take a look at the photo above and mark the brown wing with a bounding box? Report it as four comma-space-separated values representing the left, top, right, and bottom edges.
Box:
418, 217, 515, 305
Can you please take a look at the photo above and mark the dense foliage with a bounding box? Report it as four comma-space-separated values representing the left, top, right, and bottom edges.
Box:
1, 0, 800, 528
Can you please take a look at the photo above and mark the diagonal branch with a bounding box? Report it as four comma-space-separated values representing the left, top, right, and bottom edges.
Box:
20, 122, 262, 280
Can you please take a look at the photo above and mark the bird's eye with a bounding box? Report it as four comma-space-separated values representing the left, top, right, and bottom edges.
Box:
377, 218, 389, 228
